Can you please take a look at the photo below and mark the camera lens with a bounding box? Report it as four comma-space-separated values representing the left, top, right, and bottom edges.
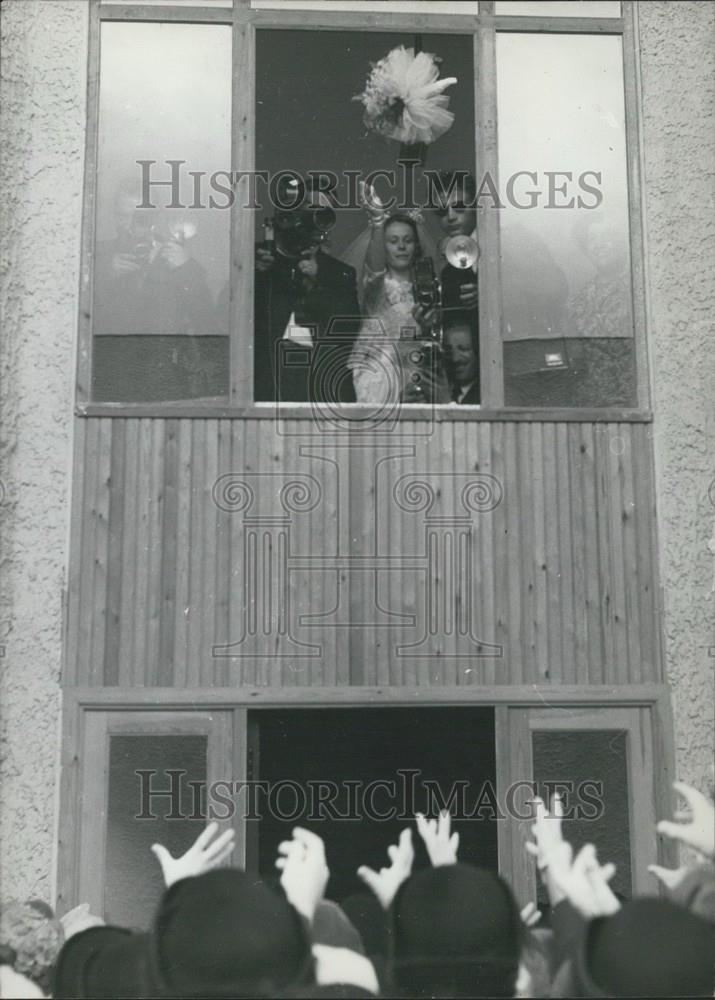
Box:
312, 206, 336, 232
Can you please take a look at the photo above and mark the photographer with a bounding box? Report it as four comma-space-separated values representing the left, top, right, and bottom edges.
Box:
254, 180, 360, 404
433, 172, 480, 404
95, 187, 216, 340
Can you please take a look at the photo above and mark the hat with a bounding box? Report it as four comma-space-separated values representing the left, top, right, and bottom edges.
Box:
312, 901, 365, 954
391, 865, 521, 998
576, 897, 715, 997
155, 870, 313, 998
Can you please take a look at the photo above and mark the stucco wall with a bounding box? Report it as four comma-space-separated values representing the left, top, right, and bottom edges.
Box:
637, 0, 715, 802
0, 0, 87, 902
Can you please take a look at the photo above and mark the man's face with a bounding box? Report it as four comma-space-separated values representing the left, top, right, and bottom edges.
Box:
445, 326, 477, 386
436, 186, 477, 238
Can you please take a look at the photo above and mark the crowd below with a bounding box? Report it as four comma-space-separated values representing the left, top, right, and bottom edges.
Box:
1, 774, 713, 998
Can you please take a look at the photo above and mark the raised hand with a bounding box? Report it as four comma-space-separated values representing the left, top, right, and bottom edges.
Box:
526, 794, 569, 869
111, 252, 141, 276
151, 822, 235, 888
657, 781, 715, 859
525, 795, 574, 907
648, 863, 690, 890
276, 827, 330, 923
296, 248, 319, 281
548, 843, 620, 919
160, 240, 189, 269
359, 180, 386, 225
357, 828, 414, 910
416, 810, 459, 867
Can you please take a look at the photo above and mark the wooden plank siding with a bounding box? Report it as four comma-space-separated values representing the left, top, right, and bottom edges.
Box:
64, 417, 662, 688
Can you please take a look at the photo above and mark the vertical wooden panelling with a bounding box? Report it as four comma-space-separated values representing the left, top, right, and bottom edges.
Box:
634, 423, 660, 680
186, 421, 206, 688
145, 420, 165, 684
225, 420, 245, 689
117, 420, 139, 687
542, 423, 560, 685
158, 419, 179, 686
213, 420, 232, 688
490, 421, 509, 685
172, 418, 193, 688
90, 420, 112, 685
66, 417, 661, 689
103, 421, 125, 685
608, 425, 631, 683
482, 423, 498, 684
581, 424, 604, 683
200, 421, 219, 687
554, 422, 574, 684
505, 423, 523, 683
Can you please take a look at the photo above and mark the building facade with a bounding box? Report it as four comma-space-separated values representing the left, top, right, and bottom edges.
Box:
1, 0, 713, 918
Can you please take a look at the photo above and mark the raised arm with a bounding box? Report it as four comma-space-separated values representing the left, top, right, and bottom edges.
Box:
360, 180, 388, 276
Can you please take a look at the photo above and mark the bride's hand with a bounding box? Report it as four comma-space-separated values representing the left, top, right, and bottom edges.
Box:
359, 180, 386, 224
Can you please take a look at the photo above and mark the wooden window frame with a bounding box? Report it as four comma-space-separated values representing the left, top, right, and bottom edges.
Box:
77, 0, 650, 421
57, 683, 676, 915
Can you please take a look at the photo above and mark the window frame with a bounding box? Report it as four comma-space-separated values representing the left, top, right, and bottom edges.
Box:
57, 683, 676, 916
77, 0, 650, 421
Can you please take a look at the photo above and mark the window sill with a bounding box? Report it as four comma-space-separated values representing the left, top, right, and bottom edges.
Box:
77, 401, 652, 423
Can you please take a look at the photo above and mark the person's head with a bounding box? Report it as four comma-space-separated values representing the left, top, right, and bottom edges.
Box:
444, 320, 478, 388
384, 214, 421, 274
573, 215, 625, 276
154, 870, 313, 997
0, 899, 64, 995
390, 864, 523, 998
434, 172, 478, 238
571, 897, 715, 998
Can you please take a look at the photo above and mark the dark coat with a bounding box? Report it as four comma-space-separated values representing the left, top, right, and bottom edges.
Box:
254, 250, 360, 403
456, 381, 481, 405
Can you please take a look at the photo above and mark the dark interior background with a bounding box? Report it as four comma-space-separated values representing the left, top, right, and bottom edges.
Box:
256, 28, 476, 255
251, 706, 497, 902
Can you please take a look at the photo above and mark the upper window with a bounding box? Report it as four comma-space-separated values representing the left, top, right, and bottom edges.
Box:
86, 1, 641, 413
92, 21, 231, 403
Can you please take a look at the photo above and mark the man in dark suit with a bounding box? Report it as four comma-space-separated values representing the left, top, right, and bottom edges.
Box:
254, 186, 360, 404
444, 319, 480, 405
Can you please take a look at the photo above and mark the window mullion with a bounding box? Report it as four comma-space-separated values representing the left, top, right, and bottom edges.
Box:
475, 13, 505, 408
230, 1, 256, 407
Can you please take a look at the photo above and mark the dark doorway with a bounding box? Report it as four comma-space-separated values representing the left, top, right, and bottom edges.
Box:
248, 706, 497, 903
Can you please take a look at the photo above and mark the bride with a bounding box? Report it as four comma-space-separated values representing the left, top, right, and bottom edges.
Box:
347, 184, 444, 407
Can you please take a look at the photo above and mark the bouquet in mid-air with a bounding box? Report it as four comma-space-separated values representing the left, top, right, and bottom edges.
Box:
354, 45, 458, 145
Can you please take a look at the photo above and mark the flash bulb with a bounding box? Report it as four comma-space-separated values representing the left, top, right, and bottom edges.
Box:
445, 235, 480, 270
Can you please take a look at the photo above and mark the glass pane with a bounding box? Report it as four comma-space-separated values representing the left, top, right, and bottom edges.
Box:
497, 34, 636, 408
255, 28, 475, 405
92, 23, 231, 402
495, 1, 620, 15
533, 730, 632, 903
106, 734, 208, 929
